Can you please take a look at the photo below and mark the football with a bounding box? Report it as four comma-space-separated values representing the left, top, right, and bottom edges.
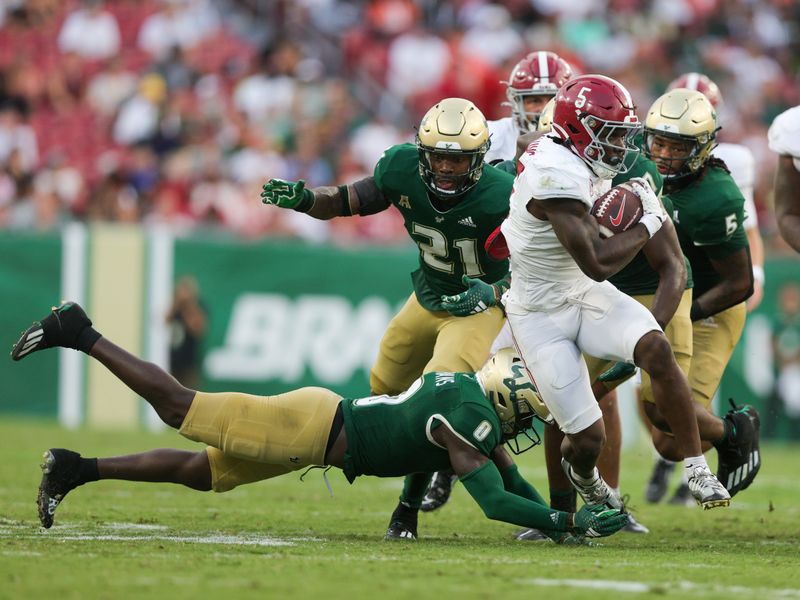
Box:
590, 182, 644, 238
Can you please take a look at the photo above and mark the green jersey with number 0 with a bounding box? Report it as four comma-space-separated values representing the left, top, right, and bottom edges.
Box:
373, 144, 513, 311
341, 371, 502, 482
669, 165, 748, 297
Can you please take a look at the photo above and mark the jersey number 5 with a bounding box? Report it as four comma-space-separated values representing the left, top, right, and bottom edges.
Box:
412, 223, 484, 277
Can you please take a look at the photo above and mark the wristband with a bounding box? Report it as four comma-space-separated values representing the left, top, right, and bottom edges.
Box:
639, 213, 663, 238
337, 185, 352, 216
293, 188, 315, 213
752, 265, 764, 285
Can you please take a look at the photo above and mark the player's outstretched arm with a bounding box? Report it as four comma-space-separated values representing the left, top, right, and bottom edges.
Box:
260, 176, 391, 220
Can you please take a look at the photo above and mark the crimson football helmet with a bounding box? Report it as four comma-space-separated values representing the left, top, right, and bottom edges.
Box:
505, 51, 574, 133
667, 72, 722, 108
551, 74, 641, 179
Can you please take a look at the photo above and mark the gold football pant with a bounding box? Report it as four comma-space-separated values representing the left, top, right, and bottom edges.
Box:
179, 387, 342, 492
370, 292, 505, 395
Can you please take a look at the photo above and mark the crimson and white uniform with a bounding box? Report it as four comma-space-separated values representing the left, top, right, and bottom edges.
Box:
713, 143, 758, 230
486, 117, 519, 164
768, 106, 800, 166
499, 135, 660, 434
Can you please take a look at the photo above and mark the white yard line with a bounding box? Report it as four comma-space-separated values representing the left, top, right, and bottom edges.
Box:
518, 578, 800, 598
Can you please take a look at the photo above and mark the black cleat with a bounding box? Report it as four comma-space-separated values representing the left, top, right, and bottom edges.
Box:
37, 448, 83, 528
645, 458, 676, 504
384, 502, 418, 541
420, 470, 458, 512
716, 399, 761, 497
11, 302, 92, 361
384, 520, 417, 541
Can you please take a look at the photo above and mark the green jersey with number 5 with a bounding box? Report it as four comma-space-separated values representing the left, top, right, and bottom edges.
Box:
341, 371, 502, 482
669, 165, 748, 297
373, 144, 513, 311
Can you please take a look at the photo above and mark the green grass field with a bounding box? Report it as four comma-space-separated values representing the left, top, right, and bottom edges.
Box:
0, 418, 798, 600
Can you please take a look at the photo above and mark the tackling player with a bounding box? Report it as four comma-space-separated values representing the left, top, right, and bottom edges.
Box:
11, 302, 628, 542
260, 98, 514, 539
768, 105, 800, 252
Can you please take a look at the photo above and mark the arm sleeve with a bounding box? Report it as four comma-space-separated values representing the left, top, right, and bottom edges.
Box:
460, 461, 569, 531
499, 463, 548, 505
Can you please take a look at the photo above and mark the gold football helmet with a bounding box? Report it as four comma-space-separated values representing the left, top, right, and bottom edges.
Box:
416, 97, 491, 198
477, 348, 552, 454
644, 89, 718, 179
537, 97, 556, 132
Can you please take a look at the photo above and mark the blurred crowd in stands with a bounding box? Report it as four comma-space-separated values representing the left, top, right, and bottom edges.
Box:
0, 0, 798, 249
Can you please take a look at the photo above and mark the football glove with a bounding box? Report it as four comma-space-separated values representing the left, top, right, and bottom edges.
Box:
573, 504, 629, 538
628, 177, 666, 238
597, 361, 637, 383
441, 275, 498, 317
261, 178, 314, 211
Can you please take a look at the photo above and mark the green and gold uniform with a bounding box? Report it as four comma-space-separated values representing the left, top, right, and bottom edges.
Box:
670, 165, 749, 407
369, 144, 513, 395
584, 153, 694, 403
183, 373, 575, 533
342, 371, 501, 481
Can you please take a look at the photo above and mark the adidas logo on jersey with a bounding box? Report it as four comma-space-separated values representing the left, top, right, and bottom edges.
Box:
458, 216, 477, 227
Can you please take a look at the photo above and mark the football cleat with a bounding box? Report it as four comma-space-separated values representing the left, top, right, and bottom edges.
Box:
384, 520, 417, 541
37, 448, 83, 528
11, 302, 92, 361
687, 466, 730, 510
716, 400, 761, 497
514, 528, 550, 541
561, 458, 624, 511
645, 457, 677, 504
420, 470, 458, 512
622, 513, 650, 534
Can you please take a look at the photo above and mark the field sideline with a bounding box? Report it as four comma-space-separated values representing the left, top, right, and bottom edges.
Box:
0, 418, 798, 600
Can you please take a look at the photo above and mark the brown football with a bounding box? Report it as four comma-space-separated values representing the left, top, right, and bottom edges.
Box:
590, 182, 644, 238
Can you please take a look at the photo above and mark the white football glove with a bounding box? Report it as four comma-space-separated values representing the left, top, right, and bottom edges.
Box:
628, 177, 666, 238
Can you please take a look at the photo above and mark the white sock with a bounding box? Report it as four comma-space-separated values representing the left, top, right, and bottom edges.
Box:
683, 455, 709, 477
570, 466, 599, 485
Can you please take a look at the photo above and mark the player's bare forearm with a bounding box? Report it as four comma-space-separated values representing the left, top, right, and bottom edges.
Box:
643, 221, 686, 328
304, 185, 351, 220
537, 198, 647, 281
692, 249, 753, 320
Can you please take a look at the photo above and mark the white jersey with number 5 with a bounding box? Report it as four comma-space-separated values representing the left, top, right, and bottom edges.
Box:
501, 135, 610, 311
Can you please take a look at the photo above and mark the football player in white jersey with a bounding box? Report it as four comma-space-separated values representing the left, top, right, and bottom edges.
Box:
667, 73, 765, 310
501, 74, 731, 510
484, 51, 574, 164
768, 105, 800, 252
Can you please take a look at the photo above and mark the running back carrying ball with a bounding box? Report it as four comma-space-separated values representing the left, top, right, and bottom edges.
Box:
591, 182, 644, 238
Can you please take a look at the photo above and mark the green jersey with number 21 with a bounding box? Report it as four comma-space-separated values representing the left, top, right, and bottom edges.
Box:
373, 144, 513, 311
